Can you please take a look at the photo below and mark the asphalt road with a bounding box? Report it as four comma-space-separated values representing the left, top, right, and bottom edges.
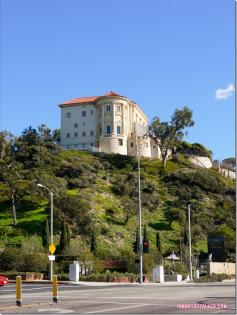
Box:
0, 282, 235, 314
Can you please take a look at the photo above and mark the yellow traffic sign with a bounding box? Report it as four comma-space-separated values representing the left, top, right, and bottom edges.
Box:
49, 243, 56, 255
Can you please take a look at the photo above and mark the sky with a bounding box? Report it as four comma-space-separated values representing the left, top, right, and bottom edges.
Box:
1, 0, 235, 161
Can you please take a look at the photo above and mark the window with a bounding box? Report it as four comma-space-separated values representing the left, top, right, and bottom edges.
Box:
117, 126, 121, 134
131, 142, 134, 147
67, 133, 70, 138
106, 125, 111, 134
74, 132, 78, 138
82, 111, 86, 117
74, 123, 78, 128
90, 131, 94, 136
118, 139, 123, 146
82, 143, 85, 148
66, 112, 71, 118
99, 107, 102, 113
144, 143, 148, 148
100, 127, 102, 135
90, 143, 94, 146
116, 105, 121, 112
83, 122, 85, 127
106, 105, 111, 111
82, 131, 86, 137
90, 110, 94, 114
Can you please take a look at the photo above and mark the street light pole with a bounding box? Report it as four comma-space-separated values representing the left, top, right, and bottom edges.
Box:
188, 204, 193, 282
136, 135, 143, 284
37, 184, 54, 282
138, 153, 143, 284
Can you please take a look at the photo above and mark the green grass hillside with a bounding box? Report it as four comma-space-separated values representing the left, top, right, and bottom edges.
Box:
0, 149, 235, 266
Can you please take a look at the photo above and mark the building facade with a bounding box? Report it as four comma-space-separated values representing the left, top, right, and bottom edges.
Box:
59, 92, 161, 158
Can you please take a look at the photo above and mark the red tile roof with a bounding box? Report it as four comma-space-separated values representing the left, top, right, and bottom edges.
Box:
62, 96, 98, 105
60, 91, 122, 105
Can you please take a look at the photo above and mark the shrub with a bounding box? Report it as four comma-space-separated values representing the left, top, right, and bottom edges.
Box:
0, 248, 48, 272
194, 273, 234, 283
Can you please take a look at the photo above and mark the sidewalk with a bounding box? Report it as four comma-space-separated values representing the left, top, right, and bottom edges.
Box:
67, 279, 235, 286
9, 279, 235, 286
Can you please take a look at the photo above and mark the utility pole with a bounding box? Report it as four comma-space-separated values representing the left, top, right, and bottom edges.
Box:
136, 135, 143, 284
188, 204, 193, 282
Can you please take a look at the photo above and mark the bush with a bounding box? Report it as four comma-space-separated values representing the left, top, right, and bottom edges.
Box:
79, 271, 137, 282
0, 248, 48, 272
166, 169, 226, 194
194, 273, 234, 283
176, 141, 212, 158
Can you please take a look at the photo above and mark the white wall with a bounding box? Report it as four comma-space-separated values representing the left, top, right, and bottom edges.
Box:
59, 95, 159, 158
208, 262, 235, 275
61, 104, 97, 148
189, 156, 213, 168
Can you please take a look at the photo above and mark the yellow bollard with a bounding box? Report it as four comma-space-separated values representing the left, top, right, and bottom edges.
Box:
52, 275, 58, 303
16, 276, 22, 307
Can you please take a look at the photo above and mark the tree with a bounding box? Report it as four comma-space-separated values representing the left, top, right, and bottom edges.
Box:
13, 125, 59, 167
0, 159, 23, 226
0, 131, 14, 160
90, 229, 97, 254
42, 219, 50, 249
59, 221, 70, 253
149, 107, 194, 166
156, 232, 161, 252
52, 129, 61, 145
222, 157, 235, 171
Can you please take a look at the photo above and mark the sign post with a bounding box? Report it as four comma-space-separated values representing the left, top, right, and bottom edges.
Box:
52, 275, 58, 303
16, 276, 22, 307
49, 243, 56, 282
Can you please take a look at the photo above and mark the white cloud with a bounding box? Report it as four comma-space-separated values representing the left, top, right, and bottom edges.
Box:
215, 84, 235, 100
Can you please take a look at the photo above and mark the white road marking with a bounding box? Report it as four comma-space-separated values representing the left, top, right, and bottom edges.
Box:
38, 308, 74, 313
92, 296, 208, 300
87, 303, 148, 313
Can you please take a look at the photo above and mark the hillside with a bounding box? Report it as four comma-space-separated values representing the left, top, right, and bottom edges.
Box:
0, 146, 235, 270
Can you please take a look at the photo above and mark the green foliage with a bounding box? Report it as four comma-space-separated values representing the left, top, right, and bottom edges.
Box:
176, 141, 213, 158
149, 107, 194, 165
0, 247, 47, 272
222, 157, 235, 170
156, 232, 161, 252
42, 219, 50, 248
21, 234, 44, 254
0, 126, 235, 271
194, 273, 234, 283
59, 221, 70, 253
95, 153, 137, 170
166, 169, 226, 194
54, 193, 92, 234
90, 230, 97, 255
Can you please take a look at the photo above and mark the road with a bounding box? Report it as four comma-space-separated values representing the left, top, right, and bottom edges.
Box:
0, 282, 235, 314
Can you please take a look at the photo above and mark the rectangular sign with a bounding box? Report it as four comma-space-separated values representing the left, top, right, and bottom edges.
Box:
208, 235, 225, 262
48, 255, 55, 261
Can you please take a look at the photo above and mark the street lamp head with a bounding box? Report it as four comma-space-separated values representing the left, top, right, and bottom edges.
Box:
37, 183, 44, 187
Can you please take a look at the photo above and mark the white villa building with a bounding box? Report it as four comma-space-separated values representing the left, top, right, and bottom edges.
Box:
59, 91, 161, 158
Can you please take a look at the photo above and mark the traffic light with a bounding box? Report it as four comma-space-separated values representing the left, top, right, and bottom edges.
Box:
143, 240, 149, 253
133, 241, 138, 253
143, 225, 149, 253
133, 229, 139, 253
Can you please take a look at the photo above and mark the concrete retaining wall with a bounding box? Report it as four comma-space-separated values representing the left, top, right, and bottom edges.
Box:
208, 262, 235, 275
189, 156, 213, 168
